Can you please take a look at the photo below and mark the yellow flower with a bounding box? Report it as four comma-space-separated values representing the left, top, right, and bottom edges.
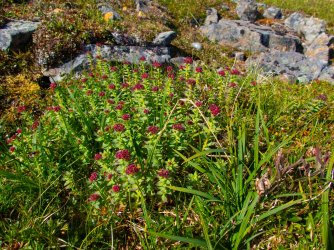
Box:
104, 12, 114, 22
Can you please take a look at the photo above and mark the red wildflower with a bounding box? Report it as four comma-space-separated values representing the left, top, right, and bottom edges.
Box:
101, 74, 108, 80
229, 82, 237, 88
16, 128, 22, 134
172, 123, 185, 131
94, 153, 102, 161
179, 65, 186, 70
98, 91, 106, 97
115, 149, 130, 161
112, 185, 120, 192
169, 93, 174, 98
141, 73, 149, 79
152, 61, 162, 68
230, 68, 241, 75
133, 83, 144, 91
53, 106, 61, 112
183, 57, 193, 64
17, 106, 26, 113
31, 120, 39, 130
115, 104, 123, 110
110, 66, 118, 72
50, 82, 57, 90
158, 169, 169, 178
89, 172, 98, 182
152, 86, 159, 92
186, 79, 196, 85
121, 82, 129, 89
81, 78, 88, 83
140, 56, 146, 61
126, 163, 139, 175
147, 125, 159, 135
86, 90, 93, 96
166, 66, 173, 72
88, 72, 94, 77
209, 104, 220, 116
108, 84, 116, 90
107, 173, 113, 180
195, 101, 203, 107
168, 73, 175, 79
107, 99, 115, 104
251, 81, 257, 86
195, 67, 203, 73
113, 123, 125, 132
122, 114, 131, 120
89, 193, 100, 202
144, 109, 150, 114
218, 70, 225, 76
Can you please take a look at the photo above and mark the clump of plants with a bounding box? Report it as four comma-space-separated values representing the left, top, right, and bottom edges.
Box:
1, 52, 333, 248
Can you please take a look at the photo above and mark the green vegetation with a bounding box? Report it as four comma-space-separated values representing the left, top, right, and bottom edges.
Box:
1, 55, 334, 248
1, 0, 334, 249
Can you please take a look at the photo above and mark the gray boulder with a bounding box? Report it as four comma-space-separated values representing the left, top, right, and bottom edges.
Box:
284, 12, 326, 44
236, 0, 261, 22
0, 20, 40, 51
43, 44, 172, 82
247, 51, 327, 83
305, 33, 334, 65
263, 6, 282, 19
200, 19, 302, 53
204, 8, 219, 26
136, 0, 152, 12
152, 31, 177, 46
318, 66, 334, 84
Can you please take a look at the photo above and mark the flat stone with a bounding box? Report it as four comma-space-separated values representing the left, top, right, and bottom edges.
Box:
204, 8, 219, 26
247, 51, 326, 83
0, 20, 40, 51
152, 31, 177, 46
236, 0, 261, 22
200, 19, 302, 53
263, 6, 282, 19
305, 33, 334, 65
43, 44, 173, 82
284, 12, 326, 44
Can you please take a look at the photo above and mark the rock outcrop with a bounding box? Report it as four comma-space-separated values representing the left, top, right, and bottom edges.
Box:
0, 20, 40, 51
43, 44, 173, 82
200, 19, 302, 53
247, 51, 326, 83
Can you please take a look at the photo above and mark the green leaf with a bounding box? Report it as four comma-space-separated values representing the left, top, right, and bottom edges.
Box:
168, 186, 218, 200
149, 231, 207, 247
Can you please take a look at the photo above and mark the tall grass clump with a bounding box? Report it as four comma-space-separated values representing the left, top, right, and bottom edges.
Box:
1, 50, 333, 248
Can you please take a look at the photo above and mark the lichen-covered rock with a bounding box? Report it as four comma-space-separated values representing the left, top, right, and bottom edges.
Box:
200, 19, 302, 53
305, 33, 334, 65
236, 0, 261, 22
152, 31, 177, 46
263, 6, 282, 19
0, 20, 40, 51
204, 8, 219, 26
247, 51, 326, 83
43, 44, 173, 82
284, 12, 326, 44
318, 66, 334, 84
